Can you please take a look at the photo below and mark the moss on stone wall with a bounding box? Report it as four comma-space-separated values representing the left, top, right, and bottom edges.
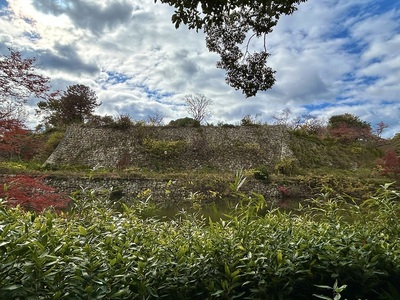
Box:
45, 125, 292, 171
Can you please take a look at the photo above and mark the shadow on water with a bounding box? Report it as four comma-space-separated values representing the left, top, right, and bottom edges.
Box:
150, 197, 304, 222
154, 200, 234, 222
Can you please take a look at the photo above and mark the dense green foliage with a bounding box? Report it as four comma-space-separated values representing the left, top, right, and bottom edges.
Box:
390, 133, 400, 154
169, 117, 201, 127
1, 185, 399, 299
289, 130, 382, 171
37, 84, 100, 128
253, 164, 270, 182
143, 138, 188, 158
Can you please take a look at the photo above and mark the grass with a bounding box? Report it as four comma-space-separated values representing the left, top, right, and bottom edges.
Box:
0, 184, 399, 299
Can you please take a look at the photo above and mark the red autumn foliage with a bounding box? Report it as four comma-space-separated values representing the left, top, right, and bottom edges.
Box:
376, 150, 400, 178
376, 121, 389, 138
327, 114, 372, 142
328, 123, 372, 142
0, 119, 38, 160
277, 186, 290, 197
0, 175, 70, 213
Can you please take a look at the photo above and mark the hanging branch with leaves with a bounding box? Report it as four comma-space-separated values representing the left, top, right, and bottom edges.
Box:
155, 0, 307, 97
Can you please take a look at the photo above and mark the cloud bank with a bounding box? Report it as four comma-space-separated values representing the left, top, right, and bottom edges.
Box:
0, 0, 399, 137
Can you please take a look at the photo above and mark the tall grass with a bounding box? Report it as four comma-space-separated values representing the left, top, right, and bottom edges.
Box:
0, 184, 399, 299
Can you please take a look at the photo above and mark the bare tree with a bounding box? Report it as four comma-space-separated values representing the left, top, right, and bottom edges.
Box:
0, 48, 53, 121
292, 113, 325, 133
272, 108, 292, 127
147, 110, 165, 126
184, 93, 212, 123
241, 113, 262, 126
376, 121, 389, 138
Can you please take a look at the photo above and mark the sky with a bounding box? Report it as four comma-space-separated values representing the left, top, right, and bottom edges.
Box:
0, 0, 399, 138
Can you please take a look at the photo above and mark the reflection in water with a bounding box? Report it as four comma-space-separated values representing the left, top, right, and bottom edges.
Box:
152, 198, 303, 221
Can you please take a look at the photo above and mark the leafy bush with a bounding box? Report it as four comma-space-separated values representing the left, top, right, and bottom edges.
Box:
32, 130, 65, 162
143, 138, 187, 158
109, 114, 134, 130
253, 164, 270, 181
240, 114, 262, 126
0, 119, 39, 160
0, 185, 399, 299
377, 150, 400, 179
217, 122, 235, 128
327, 113, 372, 142
44, 131, 64, 151
168, 117, 200, 127
86, 114, 115, 127
274, 157, 298, 175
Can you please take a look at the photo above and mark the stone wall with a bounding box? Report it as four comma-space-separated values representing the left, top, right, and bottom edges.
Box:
45, 125, 293, 171
38, 125, 306, 205
42, 175, 310, 205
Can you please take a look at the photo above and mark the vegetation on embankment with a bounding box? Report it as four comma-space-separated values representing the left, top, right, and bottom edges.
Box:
1, 116, 399, 205
0, 158, 395, 208
289, 129, 383, 171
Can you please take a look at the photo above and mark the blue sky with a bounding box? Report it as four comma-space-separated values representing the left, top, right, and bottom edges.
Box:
0, 0, 399, 137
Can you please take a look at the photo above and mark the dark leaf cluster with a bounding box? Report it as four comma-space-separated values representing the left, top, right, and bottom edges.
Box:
36, 84, 100, 128
156, 0, 307, 97
328, 113, 373, 142
168, 117, 201, 127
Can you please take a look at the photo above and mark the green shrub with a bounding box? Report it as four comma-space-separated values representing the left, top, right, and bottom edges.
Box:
44, 131, 64, 152
274, 157, 298, 175
32, 130, 65, 162
217, 122, 235, 128
240, 114, 262, 126
253, 164, 271, 181
109, 114, 134, 129
86, 115, 115, 127
143, 138, 187, 157
168, 117, 200, 127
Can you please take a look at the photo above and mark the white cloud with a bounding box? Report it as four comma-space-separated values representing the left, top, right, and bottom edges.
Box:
0, 0, 399, 137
